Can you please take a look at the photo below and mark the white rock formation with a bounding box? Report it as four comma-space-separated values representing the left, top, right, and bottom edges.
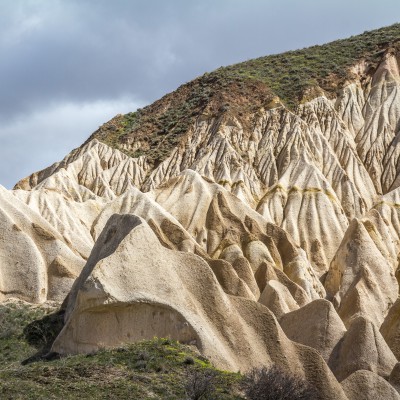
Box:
53, 214, 347, 399
0, 186, 84, 303
1, 37, 399, 398
341, 370, 400, 400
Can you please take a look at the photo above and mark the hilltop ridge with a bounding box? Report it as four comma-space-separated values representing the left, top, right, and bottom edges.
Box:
83, 23, 400, 165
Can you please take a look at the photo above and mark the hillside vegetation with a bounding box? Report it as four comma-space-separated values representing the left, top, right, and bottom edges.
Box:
0, 303, 243, 399
88, 24, 400, 165
223, 23, 400, 106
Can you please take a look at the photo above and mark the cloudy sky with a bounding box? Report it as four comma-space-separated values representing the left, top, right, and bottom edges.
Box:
0, 0, 398, 188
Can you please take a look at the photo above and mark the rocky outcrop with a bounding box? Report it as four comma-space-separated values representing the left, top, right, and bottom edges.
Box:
258, 280, 299, 319
53, 214, 347, 399
381, 298, 400, 359
341, 370, 400, 400
329, 316, 397, 381
15, 140, 150, 199
390, 363, 400, 394
0, 186, 84, 303
152, 170, 325, 300
279, 299, 346, 363
325, 215, 398, 327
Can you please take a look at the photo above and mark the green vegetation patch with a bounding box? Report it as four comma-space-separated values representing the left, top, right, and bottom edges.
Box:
0, 302, 57, 365
221, 23, 400, 108
0, 304, 243, 400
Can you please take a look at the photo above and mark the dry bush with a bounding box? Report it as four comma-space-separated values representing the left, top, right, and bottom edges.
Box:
242, 365, 320, 400
184, 369, 217, 400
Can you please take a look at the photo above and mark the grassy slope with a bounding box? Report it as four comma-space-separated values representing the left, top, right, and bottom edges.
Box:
87, 24, 400, 166
0, 303, 243, 400
223, 23, 400, 107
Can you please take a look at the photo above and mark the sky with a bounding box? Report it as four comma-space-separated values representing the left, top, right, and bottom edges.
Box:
0, 0, 399, 188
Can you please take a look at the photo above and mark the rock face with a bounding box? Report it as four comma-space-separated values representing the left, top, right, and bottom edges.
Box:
279, 299, 346, 363
53, 214, 347, 399
0, 186, 84, 303
329, 316, 397, 381
381, 299, 400, 359
341, 370, 400, 400
1, 24, 400, 398
325, 215, 398, 327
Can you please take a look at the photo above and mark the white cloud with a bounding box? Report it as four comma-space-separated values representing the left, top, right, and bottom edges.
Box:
0, 97, 142, 188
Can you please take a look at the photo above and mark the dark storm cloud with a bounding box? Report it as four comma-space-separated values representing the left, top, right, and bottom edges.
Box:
0, 0, 399, 187
2, 0, 398, 121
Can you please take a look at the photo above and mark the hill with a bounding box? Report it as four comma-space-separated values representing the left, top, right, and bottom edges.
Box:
4, 23, 400, 399
86, 24, 400, 166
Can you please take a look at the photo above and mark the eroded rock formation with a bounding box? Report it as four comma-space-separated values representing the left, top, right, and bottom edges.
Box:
1, 24, 400, 398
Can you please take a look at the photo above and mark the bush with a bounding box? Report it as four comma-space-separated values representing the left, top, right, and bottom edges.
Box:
183, 356, 195, 365
242, 365, 320, 400
23, 310, 64, 350
134, 360, 147, 370
184, 369, 216, 400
